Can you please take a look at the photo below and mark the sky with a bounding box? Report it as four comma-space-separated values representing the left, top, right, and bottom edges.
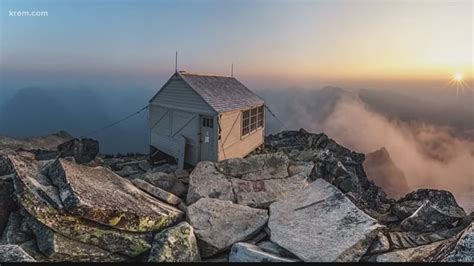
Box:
0, 0, 473, 91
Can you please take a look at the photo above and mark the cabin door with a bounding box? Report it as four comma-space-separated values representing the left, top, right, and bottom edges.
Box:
200, 115, 214, 161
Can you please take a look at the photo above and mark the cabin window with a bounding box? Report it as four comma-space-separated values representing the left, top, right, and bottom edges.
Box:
202, 117, 213, 128
242, 105, 264, 137
242, 110, 250, 135
257, 106, 264, 128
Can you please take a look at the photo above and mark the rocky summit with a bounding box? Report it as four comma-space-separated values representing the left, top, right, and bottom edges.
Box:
0, 129, 472, 262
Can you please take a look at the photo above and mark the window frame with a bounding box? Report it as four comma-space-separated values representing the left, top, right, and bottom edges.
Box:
242, 110, 250, 136
241, 105, 264, 138
257, 106, 264, 128
202, 117, 214, 128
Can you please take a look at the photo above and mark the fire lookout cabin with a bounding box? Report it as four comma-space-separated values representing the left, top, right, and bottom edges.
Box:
149, 71, 265, 167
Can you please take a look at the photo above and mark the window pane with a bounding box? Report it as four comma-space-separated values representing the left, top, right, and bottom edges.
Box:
242, 110, 250, 136
242, 125, 249, 135
250, 108, 257, 117
243, 110, 249, 119
243, 118, 249, 127
258, 106, 264, 128
203, 118, 213, 128
250, 122, 256, 131
250, 107, 257, 131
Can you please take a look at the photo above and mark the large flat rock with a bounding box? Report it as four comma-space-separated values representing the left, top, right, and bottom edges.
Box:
8, 155, 153, 257
48, 158, 184, 232
187, 153, 309, 208
187, 198, 268, 257
268, 178, 384, 262
231, 174, 308, 208
216, 152, 290, 180
186, 161, 235, 205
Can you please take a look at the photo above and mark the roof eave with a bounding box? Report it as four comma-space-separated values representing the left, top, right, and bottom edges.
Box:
177, 71, 219, 114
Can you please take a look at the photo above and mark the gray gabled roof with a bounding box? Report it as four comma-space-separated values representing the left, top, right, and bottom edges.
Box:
177, 71, 264, 113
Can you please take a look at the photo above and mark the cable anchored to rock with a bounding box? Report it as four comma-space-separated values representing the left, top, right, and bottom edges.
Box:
83, 105, 149, 137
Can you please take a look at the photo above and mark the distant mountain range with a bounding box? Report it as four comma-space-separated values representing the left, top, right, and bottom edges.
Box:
358, 88, 474, 139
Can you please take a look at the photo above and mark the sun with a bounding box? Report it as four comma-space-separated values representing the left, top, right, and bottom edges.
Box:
448, 72, 468, 97
454, 72, 463, 82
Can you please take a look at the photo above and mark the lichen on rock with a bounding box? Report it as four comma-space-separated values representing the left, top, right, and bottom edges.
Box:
47, 158, 184, 232
148, 222, 200, 262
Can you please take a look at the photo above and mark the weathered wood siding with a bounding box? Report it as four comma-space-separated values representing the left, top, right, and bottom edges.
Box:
217, 108, 264, 161
150, 75, 215, 115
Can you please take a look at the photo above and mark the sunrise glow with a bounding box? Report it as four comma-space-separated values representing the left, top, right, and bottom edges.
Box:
0, 0, 471, 90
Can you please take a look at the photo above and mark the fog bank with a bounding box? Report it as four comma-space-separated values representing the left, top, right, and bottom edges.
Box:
259, 88, 474, 212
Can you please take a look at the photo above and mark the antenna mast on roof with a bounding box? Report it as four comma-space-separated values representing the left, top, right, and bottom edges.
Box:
175, 51, 178, 73
231, 63, 234, 77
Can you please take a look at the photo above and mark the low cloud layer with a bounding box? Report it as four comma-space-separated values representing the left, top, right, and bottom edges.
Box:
261, 88, 474, 212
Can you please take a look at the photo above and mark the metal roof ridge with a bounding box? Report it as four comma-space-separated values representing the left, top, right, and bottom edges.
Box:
178, 71, 234, 78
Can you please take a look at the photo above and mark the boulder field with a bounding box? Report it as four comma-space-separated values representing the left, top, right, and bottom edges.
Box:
0, 129, 471, 262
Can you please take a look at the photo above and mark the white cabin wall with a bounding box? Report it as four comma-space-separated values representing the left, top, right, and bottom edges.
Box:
149, 105, 171, 136
149, 75, 216, 165
150, 75, 214, 115
149, 105, 202, 165
217, 109, 264, 161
